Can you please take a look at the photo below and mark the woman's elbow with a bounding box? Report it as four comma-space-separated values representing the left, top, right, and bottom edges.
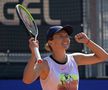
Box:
101, 53, 108, 60
22, 78, 33, 84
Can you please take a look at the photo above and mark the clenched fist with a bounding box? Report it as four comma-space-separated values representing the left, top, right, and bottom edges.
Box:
74, 32, 90, 44
29, 37, 39, 56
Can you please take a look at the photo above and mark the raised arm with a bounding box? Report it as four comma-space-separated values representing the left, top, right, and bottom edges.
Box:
22, 38, 48, 84
73, 32, 108, 65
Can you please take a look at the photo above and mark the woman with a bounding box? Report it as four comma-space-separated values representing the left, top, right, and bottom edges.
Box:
23, 25, 108, 90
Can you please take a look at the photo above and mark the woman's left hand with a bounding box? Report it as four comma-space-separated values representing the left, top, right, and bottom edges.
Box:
74, 32, 90, 44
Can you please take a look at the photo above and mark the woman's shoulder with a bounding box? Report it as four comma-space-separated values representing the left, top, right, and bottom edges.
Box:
70, 52, 87, 58
67, 52, 85, 57
40, 59, 49, 79
67, 52, 86, 62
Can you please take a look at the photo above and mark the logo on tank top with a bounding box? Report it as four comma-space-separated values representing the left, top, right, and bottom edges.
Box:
57, 73, 78, 90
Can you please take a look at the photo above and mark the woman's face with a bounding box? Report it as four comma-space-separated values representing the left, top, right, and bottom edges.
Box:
49, 30, 70, 51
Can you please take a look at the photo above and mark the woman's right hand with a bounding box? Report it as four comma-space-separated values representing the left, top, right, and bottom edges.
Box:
29, 37, 39, 56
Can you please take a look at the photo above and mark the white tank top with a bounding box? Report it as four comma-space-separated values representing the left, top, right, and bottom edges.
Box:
40, 54, 79, 90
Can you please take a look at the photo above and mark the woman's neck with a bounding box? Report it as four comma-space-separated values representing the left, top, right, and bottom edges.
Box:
52, 51, 67, 64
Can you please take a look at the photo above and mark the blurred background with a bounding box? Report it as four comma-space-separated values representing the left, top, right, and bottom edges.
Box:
0, 0, 108, 90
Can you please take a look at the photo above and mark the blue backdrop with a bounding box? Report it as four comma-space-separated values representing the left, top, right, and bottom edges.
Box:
0, 79, 108, 90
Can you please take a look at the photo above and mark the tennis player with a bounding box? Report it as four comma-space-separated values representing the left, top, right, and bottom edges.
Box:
23, 25, 108, 90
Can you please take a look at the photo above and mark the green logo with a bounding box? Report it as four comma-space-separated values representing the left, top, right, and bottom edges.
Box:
60, 74, 78, 84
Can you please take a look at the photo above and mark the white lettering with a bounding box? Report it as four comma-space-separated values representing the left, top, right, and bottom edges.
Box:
22, 0, 41, 25
43, 0, 61, 25
0, 0, 19, 25
0, 0, 61, 26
